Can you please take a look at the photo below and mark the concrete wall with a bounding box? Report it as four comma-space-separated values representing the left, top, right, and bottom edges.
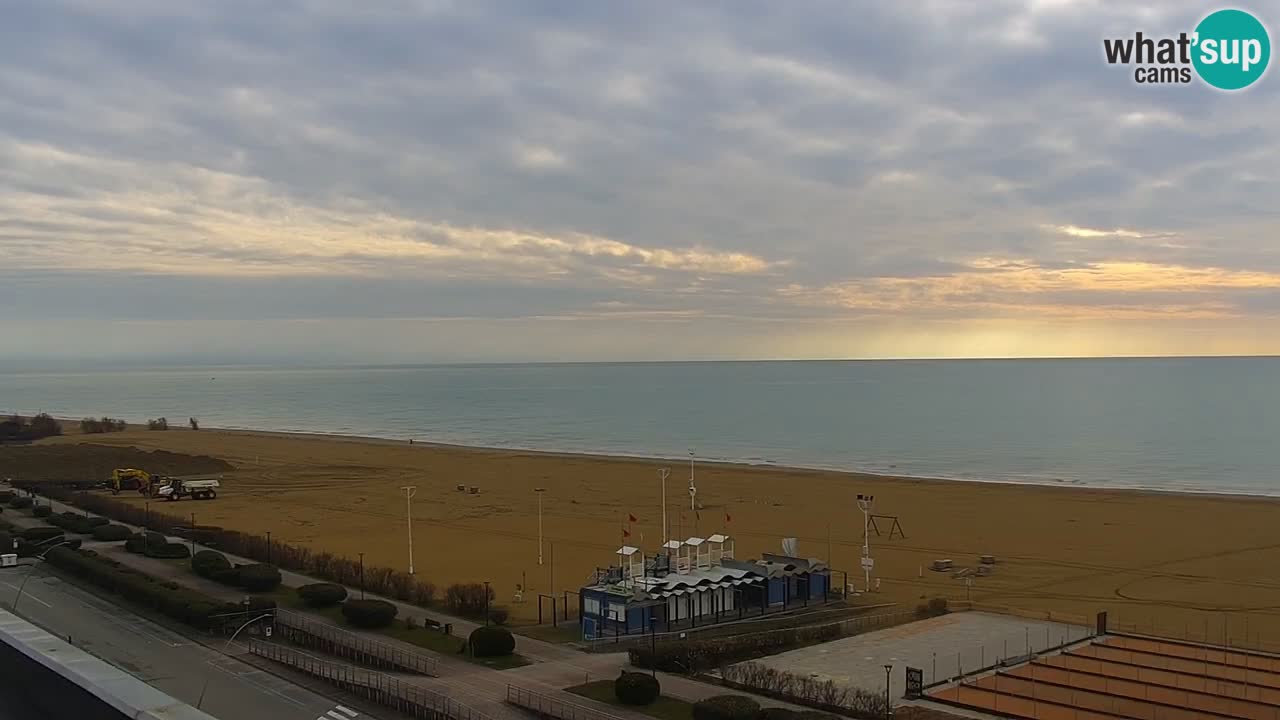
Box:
0, 609, 216, 720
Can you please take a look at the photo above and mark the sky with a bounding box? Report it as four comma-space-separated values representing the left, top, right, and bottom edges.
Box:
2, 0, 1279, 365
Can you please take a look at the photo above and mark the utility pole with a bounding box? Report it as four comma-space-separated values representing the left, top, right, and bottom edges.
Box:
190, 513, 197, 555
359, 552, 365, 599
534, 487, 546, 566
688, 449, 696, 511
401, 486, 417, 574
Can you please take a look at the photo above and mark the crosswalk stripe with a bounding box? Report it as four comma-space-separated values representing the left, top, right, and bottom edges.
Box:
335, 706, 359, 717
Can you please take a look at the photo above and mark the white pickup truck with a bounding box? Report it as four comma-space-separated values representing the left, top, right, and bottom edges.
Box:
157, 477, 220, 501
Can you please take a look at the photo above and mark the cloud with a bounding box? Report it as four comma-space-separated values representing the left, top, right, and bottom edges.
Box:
1, 0, 1278, 362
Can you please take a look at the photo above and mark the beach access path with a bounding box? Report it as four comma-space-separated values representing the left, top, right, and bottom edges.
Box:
3, 492, 806, 719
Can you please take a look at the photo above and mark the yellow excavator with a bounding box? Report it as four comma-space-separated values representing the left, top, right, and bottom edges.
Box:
110, 468, 221, 500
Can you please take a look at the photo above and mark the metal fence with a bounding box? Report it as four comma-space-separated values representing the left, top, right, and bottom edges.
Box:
249, 639, 487, 720
922, 620, 1096, 691
273, 608, 439, 676
505, 685, 626, 720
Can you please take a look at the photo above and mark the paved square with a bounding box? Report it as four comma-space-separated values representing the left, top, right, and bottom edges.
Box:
737, 611, 1090, 698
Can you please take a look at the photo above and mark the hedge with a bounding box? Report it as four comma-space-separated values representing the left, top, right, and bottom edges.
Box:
20, 527, 63, 543
757, 710, 801, 720
8, 496, 33, 509
43, 547, 272, 630
16, 488, 440, 611
469, 625, 515, 658
145, 542, 192, 559
0, 532, 12, 553
0, 491, 12, 503
192, 550, 231, 578
91, 524, 133, 541
237, 564, 282, 592
297, 583, 348, 608
341, 599, 398, 629
692, 696, 760, 720
32, 505, 52, 518
615, 671, 661, 706
629, 622, 845, 673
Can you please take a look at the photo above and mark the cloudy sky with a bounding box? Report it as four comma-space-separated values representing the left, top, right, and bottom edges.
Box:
2, 0, 1278, 365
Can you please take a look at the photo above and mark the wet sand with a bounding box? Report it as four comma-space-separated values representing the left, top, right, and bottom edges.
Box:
27, 428, 1280, 637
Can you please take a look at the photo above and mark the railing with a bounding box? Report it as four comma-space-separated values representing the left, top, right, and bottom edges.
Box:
249, 639, 487, 720
273, 608, 439, 676
505, 685, 626, 720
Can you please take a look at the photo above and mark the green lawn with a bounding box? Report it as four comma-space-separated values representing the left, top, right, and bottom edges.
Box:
567, 680, 695, 720
262, 586, 530, 668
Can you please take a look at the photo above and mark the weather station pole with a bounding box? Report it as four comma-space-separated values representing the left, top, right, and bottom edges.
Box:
534, 487, 546, 566
401, 486, 417, 574
857, 494, 874, 593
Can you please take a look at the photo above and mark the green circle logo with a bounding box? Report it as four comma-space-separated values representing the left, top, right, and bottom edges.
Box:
1193, 9, 1271, 90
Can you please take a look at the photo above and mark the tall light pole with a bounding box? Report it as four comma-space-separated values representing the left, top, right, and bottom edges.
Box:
658, 468, 670, 547
688, 449, 697, 511
401, 486, 417, 575
13, 539, 69, 613
534, 487, 546, 566
883, 663, 893, 719
198, 612, 275, 710
858, 494, 874, 593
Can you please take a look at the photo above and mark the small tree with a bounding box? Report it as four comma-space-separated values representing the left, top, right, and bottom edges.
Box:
615, 671, 660, 706
147, 417, 170, 431
189, 417, 199, 430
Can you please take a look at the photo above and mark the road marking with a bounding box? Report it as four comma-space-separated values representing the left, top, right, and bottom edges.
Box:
205, 659, 307, 708
1, 582, 52, 608
325, 711, 347, 720
334, 706, 358, 717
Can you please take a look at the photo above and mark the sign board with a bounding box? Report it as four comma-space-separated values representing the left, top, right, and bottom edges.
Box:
860, 557, 875, 570
904, 667, 924, 699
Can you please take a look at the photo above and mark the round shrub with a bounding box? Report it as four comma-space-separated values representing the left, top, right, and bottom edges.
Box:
0, 532, 13, 552
32, 505, 52, 518
0, 491, 13, 503
124, 535, 145, 553
211, 566, 241, 585
297, 582, 348, 608
341, 598, 398, 629
237, 564, 282, 592
615, 671, 660, 706
191, 550, 231, 578
469, 625, 516, 658
85, 516, 109, 528
9, 496, 33, 509
693, 695, 761, 720
145, 531, 167, 546
91, 524, 132, 541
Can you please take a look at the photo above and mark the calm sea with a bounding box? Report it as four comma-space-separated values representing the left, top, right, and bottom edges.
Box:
2, 358, 1276, 495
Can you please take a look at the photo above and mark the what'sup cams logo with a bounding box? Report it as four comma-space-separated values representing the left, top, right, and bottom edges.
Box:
1104, 8, 1270, 90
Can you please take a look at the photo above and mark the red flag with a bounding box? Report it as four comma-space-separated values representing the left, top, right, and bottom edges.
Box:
725, 512, 732, 524
623, 527, 631, 538
628, 513, 638, 523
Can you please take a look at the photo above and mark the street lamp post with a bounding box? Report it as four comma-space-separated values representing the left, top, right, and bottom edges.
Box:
401, 486, 417, 575
12, 540, 69, 613
658, 468, 670, 547
534, 488, 546, 566
197, 612, 275, 710
265, 531, 272, 566
883, 664, 893, 719
358, 552, 365, 599
650, 616, 658, 677
483, 580, 491, 626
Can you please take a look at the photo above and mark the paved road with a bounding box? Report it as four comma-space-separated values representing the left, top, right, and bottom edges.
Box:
0, 561, 376, 720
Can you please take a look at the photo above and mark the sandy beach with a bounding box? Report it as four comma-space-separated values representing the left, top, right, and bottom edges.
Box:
12, 427, 1280, 638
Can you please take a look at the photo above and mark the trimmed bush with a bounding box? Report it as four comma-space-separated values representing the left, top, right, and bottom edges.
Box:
489, 606, 510, 626
0, 532, 12, 553
615, 671, 661, 706
341, 599, 398, 629
469, 625, 515, 658
91, 524, 132, 541
124, 535, 145, 553
211, 566, 241, 585
757, 710, 801, 720
297, 583, 348, 608
32, 505, 52, 518
693, 695, 761, 720
20, 526, 63, 542
145, 542, 191, 559
0, 491, 13, 503
237, 564, 282, 592
191, 550, 231, 578
9, 496, 33, 509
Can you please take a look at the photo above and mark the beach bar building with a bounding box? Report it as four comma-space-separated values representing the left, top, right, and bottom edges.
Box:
578, 535, 834, 640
